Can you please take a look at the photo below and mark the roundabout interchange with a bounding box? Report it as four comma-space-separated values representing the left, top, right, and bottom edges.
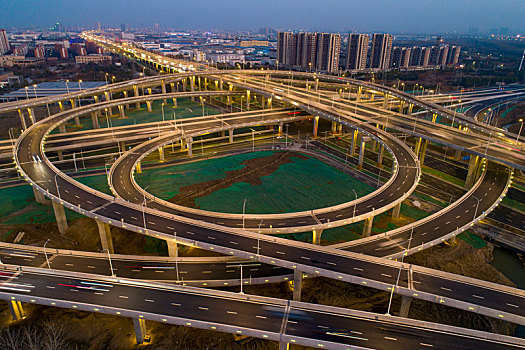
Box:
1, 33, 525, 349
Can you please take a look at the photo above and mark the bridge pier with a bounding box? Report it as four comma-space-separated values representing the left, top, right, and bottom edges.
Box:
146, 101, 152, 112
104, 92, 114, 116
414, 137, 422, 157
119, 141, 126, 154
465, 155, 482, 189
392, 203, 401, 218
33, 187, 48, 204
167, 241, 178, 257
313, 116, 319, 138
136, 162, 142, 174
363, 216, 373, 237
133, 317, 148, 344
123, 91, 129, 109
279, 342, 290, 350
91, 111, 100, 129
377, 145, 385, 166
59, 123, 66, 133
52, 201, 68, 234
419, 139, 428, 165
58, 101, 64, 112
356, 86, 362, 102
187, 138, 193, 157
312, 229, 323, 245
161, 80, 167, 104
172, 97, 177, 107
455, 149, 462, 160
57, 150, 64, 161
246, 91, 250, 110
431, 113, 438, 123
133, 86, 140, 110
399, 295, 413, 317
229, 129, 234, 143
383, 94, 389, 109
331, 121, 337, 135
18, 109, 27, 130
398, 101, 405, 114
358, 137, 368, 170
8, 300, 25, 321
350, 129, 358, 155
158, 147, 165, 162
337, 123, 343, 134
293, 270, 303, 301
407, 103, 413, 115
118, 105, 126, 119
278, 122, 283, 137
27, 108, 36, 125
96, 220, 114, 253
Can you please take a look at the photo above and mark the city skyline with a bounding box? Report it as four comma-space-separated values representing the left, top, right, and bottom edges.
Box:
2, 0, 525, 34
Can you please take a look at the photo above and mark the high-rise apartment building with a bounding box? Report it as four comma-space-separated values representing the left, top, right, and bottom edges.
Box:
437, 46, 449, 66
447, 46, 461, 65
346, 34, 368, 70
0, 29, 10, 55
391, 47, 411, 69
410, 46, 422, 67
420, 47, 431, 66
369, 33, 393, 69
277, 32, 294, 66
277, 32, 340, 73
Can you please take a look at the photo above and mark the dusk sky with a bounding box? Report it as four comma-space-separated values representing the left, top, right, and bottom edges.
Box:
2, 0, 524, 33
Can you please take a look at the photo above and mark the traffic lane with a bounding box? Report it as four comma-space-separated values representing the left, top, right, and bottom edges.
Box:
112, 128, 417, 230
413, 271, 525, 317
488, 206, 525, 232
507, 187, 525, 204
345, 163, 507, 257
0, 247, 292, 281
286, 308, 518, 350
10, 271, 283, 333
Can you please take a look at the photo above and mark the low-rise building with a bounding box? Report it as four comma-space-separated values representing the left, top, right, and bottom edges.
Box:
75, 54, 112, 64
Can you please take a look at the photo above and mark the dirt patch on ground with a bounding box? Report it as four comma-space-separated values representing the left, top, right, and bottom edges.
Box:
167, 152, 308, 208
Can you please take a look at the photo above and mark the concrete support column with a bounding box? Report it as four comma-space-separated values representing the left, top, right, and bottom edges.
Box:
356, 86, 362, 102
136, 162, 142, 174
52, 201, 68, 234
123, 91, 129, 109
172, 97, 177, 107
74, 116, 81, 125
118, 105, 125, 119
279, 342, 290, 350
313, 116, 319, 138
146, 101, 152, 112
358, 137, 367, 170
158, 147, 165, 162
27, 108, 36, 125
331, 121, 337, 135
180, 138, 186, 151
133, 318, 147, 344
314, 78, 319, 92
383, 94, 389, 109
399, 295, 413, 318
18, 109, 27, 130
8, 300, 25, 321
96, 220, 114, 253
278, 122, 283, 137
455, 149, 462, 160
69, 99, 76, 109
293, 270, 303, 301
398, 101, 405, 114
33, 187, 47, 204
377, 145, 385, 166
414, 137, 422, 156
312, 229, 323, 245
133, 86, 140, 110
167, 241, 178, 257
246, 91, 250, 110
190, 76, 195, 101
431, 113, 438, 123
57, 151, 64, 161
465, 155, 480, 189
187, 138, 193, 157
419, 139, 428, 165
59, 123, 66, 134
119, 141, 126, 154
268, 97, 272, 109
350, 129, 358, 156
91, 111, 99, 129
337, 123, 343, 134
58, 101, 64, 112
229, 129, 234, 143
370, 93, 375, 101
407, 103, 413, 115
392, 203, 401, 218
363, 216, 373, 237
161, 81, 167, 104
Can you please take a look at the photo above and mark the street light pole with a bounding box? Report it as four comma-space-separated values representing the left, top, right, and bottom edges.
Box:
516, 119, 524, 143
43, 239, 51, 269
102, 249, 115, 277
54, 173, 61, 199
352, 189, 358, 217
386, 227, 413, 316
473, 195, 480, 221
242, 198, 247, 229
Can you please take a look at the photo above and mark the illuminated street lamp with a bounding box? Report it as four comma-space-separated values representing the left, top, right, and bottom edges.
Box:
65, 80, 70, 94
33, 84, 38, 98
516, 118, 524, 143
24, 86, 29, 99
